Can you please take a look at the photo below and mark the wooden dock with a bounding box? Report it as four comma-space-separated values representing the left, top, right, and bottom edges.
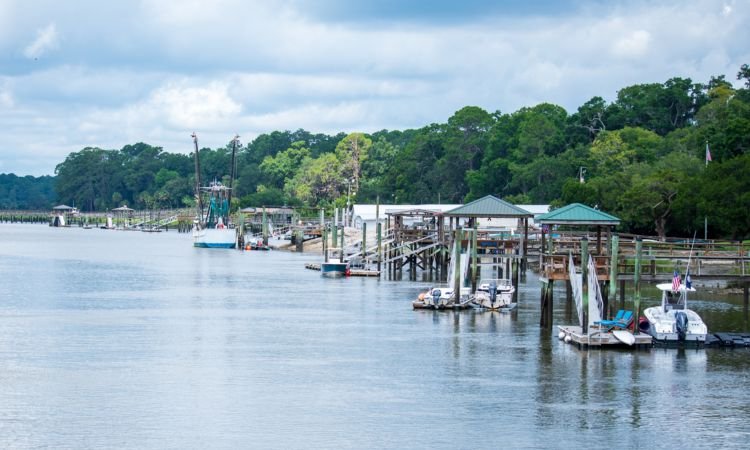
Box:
557, 325, 653, 349
304, 263, 380, 277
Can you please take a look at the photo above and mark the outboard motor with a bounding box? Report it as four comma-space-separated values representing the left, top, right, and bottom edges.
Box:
675, 311, 689, 341
489, 282, 498, 304
432, 289, 442, 310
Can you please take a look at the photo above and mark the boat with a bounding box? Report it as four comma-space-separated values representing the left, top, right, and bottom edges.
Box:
413, 239, 472, 309
472, 278, 515, 310
321, 248, 349, 277
191, 133, 238, 249
642, 277, 708, 344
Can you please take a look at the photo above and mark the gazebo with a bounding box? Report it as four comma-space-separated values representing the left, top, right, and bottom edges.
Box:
443, 195, 534, 266
535, 203, 621, 255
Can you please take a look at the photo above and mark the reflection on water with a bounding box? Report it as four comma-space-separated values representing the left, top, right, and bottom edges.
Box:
0, 224, 749, 449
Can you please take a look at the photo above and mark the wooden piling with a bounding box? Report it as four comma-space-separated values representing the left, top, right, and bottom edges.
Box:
453, 228, 462, 304
581, 237, 589, 334
377, 222, 382, 273
608, 234, 619, 319
634, 238, 643, 334
262, 207, 268, 246
471, 225, 478, 292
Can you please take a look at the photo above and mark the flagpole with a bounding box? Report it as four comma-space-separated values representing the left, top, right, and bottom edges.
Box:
704, 141, 710, 240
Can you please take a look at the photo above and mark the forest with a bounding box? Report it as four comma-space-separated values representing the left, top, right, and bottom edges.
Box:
2, 65, 749, 240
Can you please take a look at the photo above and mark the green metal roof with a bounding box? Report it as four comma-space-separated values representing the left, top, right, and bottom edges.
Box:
536, 203, 620, 225
443, 195, 533, 218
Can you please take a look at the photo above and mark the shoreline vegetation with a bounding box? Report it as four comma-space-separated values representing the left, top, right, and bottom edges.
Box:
2, 65, 750, 240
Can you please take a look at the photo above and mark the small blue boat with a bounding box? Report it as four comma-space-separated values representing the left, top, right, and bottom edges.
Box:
321, 248, 349, 277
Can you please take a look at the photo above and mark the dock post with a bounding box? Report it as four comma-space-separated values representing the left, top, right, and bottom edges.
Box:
634, 238, 643, 334
340, 225, 344, 250
361, 222, 367, 262
296, 229, 304, 252
512, 253, 519, 303
619, 279, 626, 311
453, 228, 462, 304
744, 283, 748, 320
581, 237, 589, 335
471, 225, 478, 292
322, 227, 328, 257
608, 234, 620, 319
377, 222, 382, 273
262, 207, 268, 246
332, 220, 338, 247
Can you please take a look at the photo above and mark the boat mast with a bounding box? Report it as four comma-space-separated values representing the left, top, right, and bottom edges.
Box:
228, 135, 239, 218
192, 132, 204, 225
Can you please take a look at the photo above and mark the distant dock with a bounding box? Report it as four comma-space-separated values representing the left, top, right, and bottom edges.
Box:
304, 263, 380, 277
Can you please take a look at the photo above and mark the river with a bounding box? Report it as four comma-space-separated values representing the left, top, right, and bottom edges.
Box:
1, 224, 748, 449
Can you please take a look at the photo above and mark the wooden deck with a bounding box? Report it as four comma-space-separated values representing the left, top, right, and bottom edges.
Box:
557, 325, 653, 349
304, 263, 380, 277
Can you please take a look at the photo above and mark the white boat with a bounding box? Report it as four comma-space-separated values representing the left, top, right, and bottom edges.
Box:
191, 133, 238, 249
472, 278, 515, 310
642, 282, 707, 343
413, 239, 472, 309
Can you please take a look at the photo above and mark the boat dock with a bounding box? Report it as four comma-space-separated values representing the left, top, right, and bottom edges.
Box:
557, 325, 653, 349
304, 263, 380, 277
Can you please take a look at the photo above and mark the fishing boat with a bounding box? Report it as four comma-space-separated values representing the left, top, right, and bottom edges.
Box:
472, 278, 516, 310
642, 275, 708, 344
321, 248, 349, 277
191, 133, 238, 249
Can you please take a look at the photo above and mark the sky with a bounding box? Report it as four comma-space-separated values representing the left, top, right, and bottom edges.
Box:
0, 0, 748, 176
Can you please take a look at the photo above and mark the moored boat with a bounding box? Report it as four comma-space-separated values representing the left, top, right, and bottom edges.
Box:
642, 275, 707, 344
321, 248, 349, 277
472, 278, 515, 310
191, 133, 238, 249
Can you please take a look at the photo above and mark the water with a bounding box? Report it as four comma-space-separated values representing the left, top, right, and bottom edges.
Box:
1, 224, 749, 449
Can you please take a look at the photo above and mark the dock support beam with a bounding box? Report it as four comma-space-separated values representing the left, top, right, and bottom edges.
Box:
608, 234, 620, 319
581, 237, 589, 334
540, 279, 553, 327
634, 238, 643, 335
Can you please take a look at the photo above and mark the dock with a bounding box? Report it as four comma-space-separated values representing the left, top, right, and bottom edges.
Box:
304, 263, 380, 277
557, 325, 653, 349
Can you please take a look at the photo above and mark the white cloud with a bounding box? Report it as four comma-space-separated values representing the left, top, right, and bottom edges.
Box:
23, 23, 59, 59
1, 0, 749, 176
612, 30, 651, 59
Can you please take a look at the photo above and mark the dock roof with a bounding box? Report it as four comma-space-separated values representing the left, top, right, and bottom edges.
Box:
536, 203, 620, 226
443, 195, 533, 218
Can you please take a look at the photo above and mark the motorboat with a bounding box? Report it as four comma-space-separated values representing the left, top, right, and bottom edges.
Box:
415, 285, 472, 309
321, 248, 349, 277
472, 278, 515, 310
642, 282, 707, 343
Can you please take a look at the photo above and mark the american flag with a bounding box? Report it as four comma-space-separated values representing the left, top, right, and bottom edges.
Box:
672, 269, 681, 291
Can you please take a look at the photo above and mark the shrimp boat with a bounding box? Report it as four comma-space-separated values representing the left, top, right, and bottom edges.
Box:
191, 133, 238, 249
642, 274, 708, 344
472, 278, 516, 310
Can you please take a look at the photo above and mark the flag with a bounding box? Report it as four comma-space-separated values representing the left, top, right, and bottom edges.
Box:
706, 142, 712, 164
685, 270, 692, 289
672, 269, 681, 291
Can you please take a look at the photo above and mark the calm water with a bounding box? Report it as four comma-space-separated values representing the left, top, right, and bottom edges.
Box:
1, 224, 749, 449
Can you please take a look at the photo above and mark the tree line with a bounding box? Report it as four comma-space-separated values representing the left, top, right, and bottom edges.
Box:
2, 65, 749, 239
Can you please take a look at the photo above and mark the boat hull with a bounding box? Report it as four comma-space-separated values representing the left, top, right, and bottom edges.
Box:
321, 262, 349, 277
193, 228, 236, 248
643, 306, 707, 343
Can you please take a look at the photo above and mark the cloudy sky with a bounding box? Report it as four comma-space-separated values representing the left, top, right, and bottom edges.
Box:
0, 0, 747, 176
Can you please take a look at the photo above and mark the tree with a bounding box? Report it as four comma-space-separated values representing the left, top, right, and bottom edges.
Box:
334, 133, 372, 190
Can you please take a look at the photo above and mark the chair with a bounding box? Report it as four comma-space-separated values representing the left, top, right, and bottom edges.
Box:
594, 309, 625, 327
604, 310, 634, 331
